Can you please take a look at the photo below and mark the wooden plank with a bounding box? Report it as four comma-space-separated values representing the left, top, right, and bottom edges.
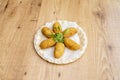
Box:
0, 0, 120, 80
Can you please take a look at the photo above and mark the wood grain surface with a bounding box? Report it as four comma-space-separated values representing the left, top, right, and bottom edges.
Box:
0, 0, 120, 80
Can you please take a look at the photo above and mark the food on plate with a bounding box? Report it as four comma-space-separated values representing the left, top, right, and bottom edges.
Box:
42, 27, 54, 38
63, 27, 77, 37
53, 22, 62, 33
40, 38, 56, 49
54, 42, 65, 58
39, 22, 80, 58
64, 38, 80, 50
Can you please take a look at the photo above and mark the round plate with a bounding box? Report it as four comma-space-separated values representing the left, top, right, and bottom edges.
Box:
34, 20, 87, 64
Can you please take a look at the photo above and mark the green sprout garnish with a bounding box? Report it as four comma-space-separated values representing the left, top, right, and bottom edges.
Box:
54, 26, 61, 31
58, 26, 62, 30
50, 33, 64, 43
63, 29, 69, 34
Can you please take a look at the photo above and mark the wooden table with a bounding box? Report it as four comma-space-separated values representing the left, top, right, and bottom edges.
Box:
0, 0, 120, 80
